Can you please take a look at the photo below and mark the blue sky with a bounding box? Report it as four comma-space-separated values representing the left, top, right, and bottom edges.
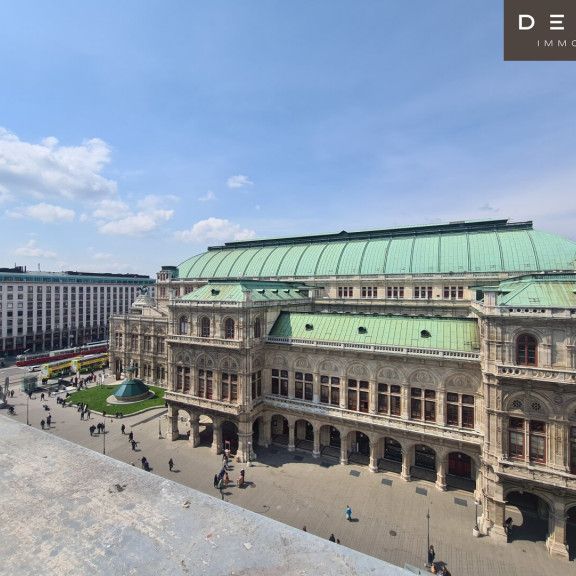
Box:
1, 1, 575, 276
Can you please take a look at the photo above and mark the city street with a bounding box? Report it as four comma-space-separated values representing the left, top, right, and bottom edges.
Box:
1, 374, 574, 576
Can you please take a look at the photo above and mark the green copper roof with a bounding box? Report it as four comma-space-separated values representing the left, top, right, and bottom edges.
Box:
177, 220, 576, 279
268, 312, 480, 352
495, 273, 576, 308
114, 378, 150, 399
180, 281, 310, 303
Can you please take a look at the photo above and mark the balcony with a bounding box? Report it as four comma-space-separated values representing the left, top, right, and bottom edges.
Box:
265, 336, 479, 361
496, 458, 576, 490
496, 364, 576, 384
165, 391, 241, 415
265, 396, 483, 445
166, 334, 243, 349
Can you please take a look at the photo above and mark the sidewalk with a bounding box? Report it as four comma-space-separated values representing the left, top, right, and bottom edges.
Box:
3, 380, 574, 576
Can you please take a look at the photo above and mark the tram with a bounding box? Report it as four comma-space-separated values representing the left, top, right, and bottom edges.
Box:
16, 340, 108, 367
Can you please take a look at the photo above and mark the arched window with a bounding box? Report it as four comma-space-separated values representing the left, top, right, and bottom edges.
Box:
200, 317, 211, 338
178, 316, 189, 335
516, 334, 537, 366
224, 318, 235, 339
253, 317, 261, 339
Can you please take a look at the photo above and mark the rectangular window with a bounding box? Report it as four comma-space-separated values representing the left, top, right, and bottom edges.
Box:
271, 368, 288, 396
410, 388, 436, 421
320, 375, 340, 405
571, 428, 576, 474
446, 393, 475, 429
386, 286, 405, 299
529, 420, 546, 463
251, 371, 262, 400
443, 286, 464, 299
377, 383, 402, 416
338, 287, 354, 298
198, 369, 213, 399
347, 379, 369, 412
361, 286, 378, 298
508, 417, 525, 459
295, 372, 313, 401
414, 286, 433, 299
221, 372, 238, 402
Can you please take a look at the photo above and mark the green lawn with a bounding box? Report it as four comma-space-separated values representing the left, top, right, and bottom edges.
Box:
67, 384, 166, 416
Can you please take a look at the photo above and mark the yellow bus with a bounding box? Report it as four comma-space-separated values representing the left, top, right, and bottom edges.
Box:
40, 358, 75, 380
71, 353, 109, 375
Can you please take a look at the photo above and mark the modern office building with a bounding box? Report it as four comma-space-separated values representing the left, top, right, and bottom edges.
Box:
0, 267, 154, 355
109, 219, 576, 558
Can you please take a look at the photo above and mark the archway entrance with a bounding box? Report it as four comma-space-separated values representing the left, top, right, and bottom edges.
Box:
348, 431, 370, 465
378, 437, 402, 473
319, 425, 341, 459
505, 491, 549, 544
221, 420, 238, 454
295, 419, 314, 451
447, 452, 476, 492
175, 409, 191, 439
198, 415, 214, 446
271, 414, 289, 446
567, 506, 576, 560
412, 444, 437, 482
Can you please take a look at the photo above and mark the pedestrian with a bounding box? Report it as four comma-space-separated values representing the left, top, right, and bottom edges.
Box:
86, 409, 91, 420
90, 425, 96, 436
218, 477, 225, 499
214, 474, 219, 488
329, 534, 336, 542
131, 439, 137, 451
40, 419, 45, 430
345, 505, 352, 521
40, 393, 45, 401
121, 424, 126, 435
80, 411, 84, 421
141, 457, 147, 469
505, 517, 513, 543
169, 458, 174, 472
46, 414, 52, 427
336, 539, 340, 544
128, 431, 134, 442
302, 526, 307, 532
427, 545, 435, 567
10, 389, 14, 398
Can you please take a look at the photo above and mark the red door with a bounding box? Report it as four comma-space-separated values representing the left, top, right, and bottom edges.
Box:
448, 452, 472, 478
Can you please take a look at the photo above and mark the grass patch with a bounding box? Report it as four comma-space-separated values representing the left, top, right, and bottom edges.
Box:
67, 384, 166, 416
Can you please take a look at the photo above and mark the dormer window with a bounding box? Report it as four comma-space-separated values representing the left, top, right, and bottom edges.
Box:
516, 334, 537, 366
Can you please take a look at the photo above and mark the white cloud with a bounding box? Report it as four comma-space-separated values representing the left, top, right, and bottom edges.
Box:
226, 174, 253, 189
0, 127, 117, 200
198, 190, 216, 202
7, 202, 75, 223
175, 217, 256, 244
98, 209, 174, 236
137, 194, 178, 210
14, 239, 57, 258
92, 198, 130, 220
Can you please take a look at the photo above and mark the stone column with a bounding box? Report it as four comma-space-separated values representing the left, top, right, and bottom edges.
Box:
369, 438, 378, 473
288, 421, 296, 452
189, 414, 200, 447
313, 372, 320, 403
486, 497, 507, 541
369, 379, 377, 414
168, 404, 179, 441
436, 389, 446, 425
313, 425, 321, 458
339, 378, 347, 409
435, 455, 447, 491
340, 437, 348, 465
401, 386, 410, 419
258, 416, 271, 447
547, 502, 569, 559
237, 432, 250, 463
211, 420, 222, 454
401, 447, 412, 481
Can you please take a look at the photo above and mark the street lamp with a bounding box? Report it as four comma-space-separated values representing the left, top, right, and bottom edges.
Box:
102, 420, 106, 455
26, 393, 29, 426
426, 508, 430, 566
247, 441, 252, 467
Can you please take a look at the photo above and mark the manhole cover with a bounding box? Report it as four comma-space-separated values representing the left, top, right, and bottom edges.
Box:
381, 478, 393, 486
389, 530, 397, 537
416, 487, 427, 496
349, 470, 360, 477
454, 497, 468, 507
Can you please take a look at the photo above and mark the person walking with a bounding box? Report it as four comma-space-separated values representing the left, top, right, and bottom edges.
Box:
40, 393, 45, 401
218, 476, 225, 500
86, 409, 91, 420
90, 425, 96, 436
427, 545, 435, 567
121, 424, 126, 435
213, 474, 219, 488
40, 419, 45, 430
46, 414, 52, 428
128, 431, 134, 442
131, 439, 137, 451
168, 458, 174, 472
345, 505, 352, 521
329, 534, 336, 542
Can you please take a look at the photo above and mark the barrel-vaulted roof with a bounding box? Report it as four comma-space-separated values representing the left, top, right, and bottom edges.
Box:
268, 312, 480, 352
177, 220, 576, 280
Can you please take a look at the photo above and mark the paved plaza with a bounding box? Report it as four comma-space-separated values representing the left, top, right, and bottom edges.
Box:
2, 370, 574, 576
